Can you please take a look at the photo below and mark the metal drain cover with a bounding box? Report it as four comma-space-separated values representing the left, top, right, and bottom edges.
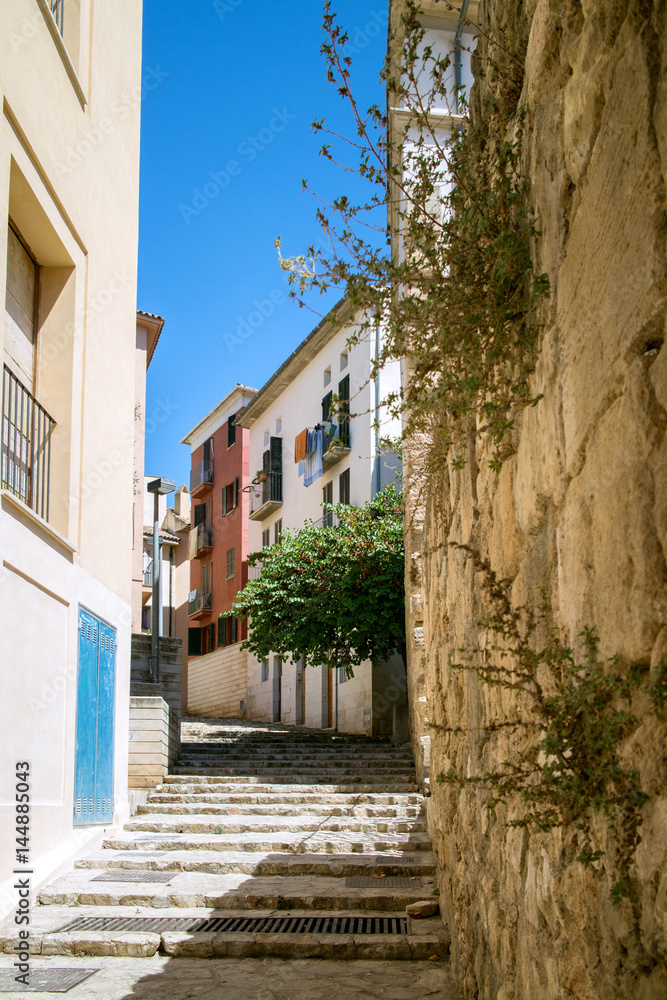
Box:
345, 876, 422, 888
57, 915, 408, 935
0, 969, 98, 992
91, 870, 173, 883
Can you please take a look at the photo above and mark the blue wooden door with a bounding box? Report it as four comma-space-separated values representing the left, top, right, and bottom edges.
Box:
74, 608, 116, 825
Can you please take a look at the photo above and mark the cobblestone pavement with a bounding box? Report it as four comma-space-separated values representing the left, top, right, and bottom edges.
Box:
0, 955, 460, 998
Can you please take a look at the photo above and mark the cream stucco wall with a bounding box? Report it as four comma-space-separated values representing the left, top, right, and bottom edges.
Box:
0, 0, 143, 918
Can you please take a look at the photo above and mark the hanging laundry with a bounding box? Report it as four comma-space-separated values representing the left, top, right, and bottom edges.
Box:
303, 427, 323, 487
294, 428, 308, 464
188, 527, 198, 559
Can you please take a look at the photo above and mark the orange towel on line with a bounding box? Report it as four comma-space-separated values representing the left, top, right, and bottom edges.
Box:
294, 428, 308, 464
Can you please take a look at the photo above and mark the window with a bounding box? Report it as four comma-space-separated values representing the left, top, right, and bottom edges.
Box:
203, 437, 212, 464
222, 479, 238, 515
261, 660, 269, 682
202, 561, 211, 594
227, 414, 236, 447
188, 628, 202, 657
340, 350, 348, 370
338, 665, 347, 684
141, 606, 150, 631
231, 617, 238, 644
218, 616, 227, 648
274, 518, 283, 544
262, 528, 270, 548
275, 418, 282, 434
338, 375, 350, 446
339, 468, 350, 506
324, 365, 331, 387
322, 481, 333, 528
226, 547, 235, 579
322, 391, 333, 423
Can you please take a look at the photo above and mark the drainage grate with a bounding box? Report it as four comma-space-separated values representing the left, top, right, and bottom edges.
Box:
56, 915, 408, 935
91, 870, 173, 883
0, 969, 98, 993
345, 876, 422, 889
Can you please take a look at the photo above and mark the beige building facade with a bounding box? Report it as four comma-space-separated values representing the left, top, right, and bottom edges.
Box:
0, 0, 144, 918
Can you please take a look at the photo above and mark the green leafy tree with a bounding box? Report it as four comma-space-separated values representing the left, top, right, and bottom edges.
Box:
224, 484, 405, 674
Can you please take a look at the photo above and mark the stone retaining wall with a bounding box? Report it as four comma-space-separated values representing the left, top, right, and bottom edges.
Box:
405, 2, 667, 998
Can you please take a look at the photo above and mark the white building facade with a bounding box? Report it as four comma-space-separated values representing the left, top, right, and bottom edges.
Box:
237, 297, 406, 736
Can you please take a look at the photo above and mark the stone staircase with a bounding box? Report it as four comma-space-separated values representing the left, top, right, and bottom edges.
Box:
0, 720, 446, 961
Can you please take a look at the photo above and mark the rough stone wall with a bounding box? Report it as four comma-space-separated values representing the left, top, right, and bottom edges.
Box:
408, 1, 667, 997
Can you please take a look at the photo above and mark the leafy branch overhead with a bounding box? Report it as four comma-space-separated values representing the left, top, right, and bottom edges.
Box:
224, 484, 405, 673
276, 0, 550, 471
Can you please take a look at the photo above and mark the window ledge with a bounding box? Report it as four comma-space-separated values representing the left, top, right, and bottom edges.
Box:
35, 0, 88, 109
1, 489, 77, 556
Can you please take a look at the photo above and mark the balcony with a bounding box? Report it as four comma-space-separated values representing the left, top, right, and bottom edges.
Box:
322, 422, 351, 472
248, 560, 263, 581
2, 365, 56, 523
188, 588, 212, 619
190, 459, 214, 497
249, 472, 283, 521
193, 522, 213, 557
142, 561, 153, 587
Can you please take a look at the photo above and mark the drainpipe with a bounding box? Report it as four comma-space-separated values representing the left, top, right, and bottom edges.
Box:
454, 0, 471, 114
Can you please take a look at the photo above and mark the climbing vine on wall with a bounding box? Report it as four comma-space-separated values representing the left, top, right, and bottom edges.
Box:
277, 1, 549, 470
433, 546, 667, 906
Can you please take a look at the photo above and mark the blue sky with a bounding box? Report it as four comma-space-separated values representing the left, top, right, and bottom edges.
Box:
138, 0, 388, 487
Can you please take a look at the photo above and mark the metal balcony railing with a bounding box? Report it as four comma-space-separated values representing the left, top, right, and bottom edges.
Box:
189, 588, 212, 617
2, 365, 56, 522
49, 0, 65, 35
195, 522, 213, 552
191, 459, 214, 494
249, 472, 283, 520
143, 561, 153, 587
248, 560, 263, 581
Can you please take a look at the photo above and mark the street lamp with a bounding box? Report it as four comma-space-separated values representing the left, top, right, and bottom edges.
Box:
146, 477, 175, 683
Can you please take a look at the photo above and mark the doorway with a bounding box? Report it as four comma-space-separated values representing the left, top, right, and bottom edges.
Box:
74, 608, 116, 825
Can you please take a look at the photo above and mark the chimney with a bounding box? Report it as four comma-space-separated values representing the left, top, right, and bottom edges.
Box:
174, 485, 190, 522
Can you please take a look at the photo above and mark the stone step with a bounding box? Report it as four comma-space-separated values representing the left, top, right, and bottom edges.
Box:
75, 849, 437, 877
102, 831, 434, 854
139, 801, 425, 818
160, 778, 418, 793
170, 765, 416, 778
38, 870, 435, 911
166, 771, 418, 786
124, 814, 428, 835
148, 790, 424, 807
0, 904, 448, 961
175, 751, 414, 763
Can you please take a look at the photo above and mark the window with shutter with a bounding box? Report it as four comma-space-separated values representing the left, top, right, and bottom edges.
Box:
203, 438, 212, 463
231, 617, 238, 643
218, 617, 227, 647
226, 547, 235, 579
233, 477, 239, 509
274, 518, 282, 543
193, 504, 204, 527
322, 391, 333, 423
188, 628, 202, 657
262, 528, 270, 548
322, 482, 333, 528
228, 414, 236, 447
339, 468, 350, 506
222, 486, 228, 516
208, 623, 215, 652
202, 562, 211, 593
269, 437, 282, 501
338, 375, 350, 446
